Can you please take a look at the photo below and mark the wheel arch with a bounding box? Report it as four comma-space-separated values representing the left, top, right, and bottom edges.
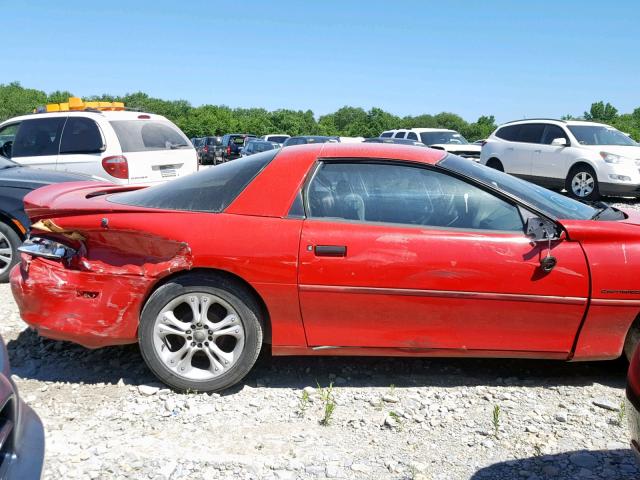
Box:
567, 160, 599, 178
0, 210, 26, 240
142, 268, 272, 344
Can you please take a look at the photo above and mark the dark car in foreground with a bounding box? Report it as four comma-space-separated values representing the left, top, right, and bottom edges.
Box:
0, 335, 44, 478
0, 155, 94, 282
628, 346, 640, 462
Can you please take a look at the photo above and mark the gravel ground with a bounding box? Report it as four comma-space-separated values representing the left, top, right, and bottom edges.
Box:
3, 197, 640, 480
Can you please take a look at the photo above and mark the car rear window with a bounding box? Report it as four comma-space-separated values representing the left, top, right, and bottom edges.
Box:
109, 149, 278, 212
110, 120, 191, 153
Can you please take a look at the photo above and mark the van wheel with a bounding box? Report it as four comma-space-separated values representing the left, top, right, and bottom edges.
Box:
566, 165, 600, 201
0, 221, 21, 283
486, 158, 504, 171
138, 274, 263, 392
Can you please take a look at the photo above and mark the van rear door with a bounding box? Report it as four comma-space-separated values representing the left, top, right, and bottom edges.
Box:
109, 119, 197, 185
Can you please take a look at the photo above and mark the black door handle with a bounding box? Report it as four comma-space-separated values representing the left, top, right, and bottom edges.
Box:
314, 245, 347, 257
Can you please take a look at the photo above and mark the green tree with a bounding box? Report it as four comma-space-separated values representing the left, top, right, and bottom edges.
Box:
584, 101, 618, 123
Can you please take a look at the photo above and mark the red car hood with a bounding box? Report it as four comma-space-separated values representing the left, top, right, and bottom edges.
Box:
559, 209, 640, 242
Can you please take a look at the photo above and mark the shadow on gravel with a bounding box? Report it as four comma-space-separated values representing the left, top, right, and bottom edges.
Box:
470, 449, 639, 480
7, 328, 629, 392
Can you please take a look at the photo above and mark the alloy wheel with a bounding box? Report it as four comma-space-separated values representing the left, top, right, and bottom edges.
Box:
571, 171, 595, 198
152, 293, 245, 381
0, 231, 13, 276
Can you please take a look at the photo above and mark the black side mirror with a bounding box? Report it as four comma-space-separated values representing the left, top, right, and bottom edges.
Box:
1, 141, 12, 158
525, 217, 559, 273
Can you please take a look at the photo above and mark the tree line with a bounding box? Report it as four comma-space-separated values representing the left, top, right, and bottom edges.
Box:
1, 82, 638, 142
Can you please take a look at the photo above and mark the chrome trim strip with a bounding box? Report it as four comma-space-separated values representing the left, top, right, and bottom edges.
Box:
299, 284, 587, 305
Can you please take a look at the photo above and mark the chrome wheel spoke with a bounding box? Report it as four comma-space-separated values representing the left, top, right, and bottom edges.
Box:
207, 314, 239, 332
176, 347, 197, 374
203, 347, 225, 373
207, 343, 234, 367
159, 311, 189, 333
212, 325, 244, 339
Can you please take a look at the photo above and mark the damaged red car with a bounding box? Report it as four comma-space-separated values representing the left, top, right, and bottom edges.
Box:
10, 143, 640, 392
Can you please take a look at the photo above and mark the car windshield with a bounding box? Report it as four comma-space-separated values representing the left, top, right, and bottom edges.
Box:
109, 149, 278, 212
439, 155, 598, 220
420, 131, 469, 146
568, 125, 637, 146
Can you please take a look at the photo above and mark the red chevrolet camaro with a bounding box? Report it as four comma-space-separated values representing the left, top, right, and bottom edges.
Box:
10, 143, 640, 392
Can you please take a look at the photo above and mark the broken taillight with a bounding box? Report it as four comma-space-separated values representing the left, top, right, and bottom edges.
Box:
18, 237, 76, 261
102, 155, 129, 180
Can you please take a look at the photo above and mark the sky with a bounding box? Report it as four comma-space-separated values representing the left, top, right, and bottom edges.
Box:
2, 1, 639, 123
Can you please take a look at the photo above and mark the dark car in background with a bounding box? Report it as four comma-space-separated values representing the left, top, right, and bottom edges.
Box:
0, 334, 45, 478
221, 134, 257, 162
628, 345, 640, 462
283, 135, 338, 147
198, 136, 223, 165
0, 154, 95, 282
240, 140, 278, 157
364, 137, 427, 147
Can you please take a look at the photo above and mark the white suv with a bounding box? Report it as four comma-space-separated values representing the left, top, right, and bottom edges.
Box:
0, 99, 197, 185
480, 119, 640, 200
380, 128, 481, 161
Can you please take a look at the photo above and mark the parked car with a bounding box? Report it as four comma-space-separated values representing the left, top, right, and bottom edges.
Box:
11, 144, 640, 393
628, 344, 640, 462
364, 137, 427, 147
0, 334, 45, 478
380, 128, 481, 161
240, 140, 278, 157
480, 119, 640, 201
190, 137, 203, 148
0, 97, 197, 185
198, 136, 223, 165
283, 135, 338, 147
220, 134, 257, 162
261, 134, 290, 146
0, 154, 95, 282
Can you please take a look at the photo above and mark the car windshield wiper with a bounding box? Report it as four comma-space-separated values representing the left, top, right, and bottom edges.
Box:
591, 207, 609, 220
0, 164, 19, 170
169, 143, 189, 149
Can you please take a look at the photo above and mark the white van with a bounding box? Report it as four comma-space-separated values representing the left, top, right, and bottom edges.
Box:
0, 99, 197, 185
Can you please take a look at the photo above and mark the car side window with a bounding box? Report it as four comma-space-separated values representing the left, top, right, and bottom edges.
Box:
406, 132, 418, 140
0, 123, 20, 157
60, 117, 104, 154
12, 117, 66, 157
541, 125, 569, 145
394, 132, 406, 139
495, 125, 520, 141
306, 162, 523, 232
380, 132, 393, 138
517, 124, 545, 143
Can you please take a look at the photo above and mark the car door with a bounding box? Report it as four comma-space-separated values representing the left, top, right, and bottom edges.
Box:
297, 160, 589, 354
531, 124, 572, 187
57, 116, 106, 176
9, 117, 65, 169
506, 123, 545, 178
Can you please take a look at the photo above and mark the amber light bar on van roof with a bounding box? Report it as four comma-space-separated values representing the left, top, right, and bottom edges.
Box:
34, 97, 125, 113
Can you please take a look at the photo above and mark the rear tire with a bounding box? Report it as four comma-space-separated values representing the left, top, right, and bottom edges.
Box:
566, 164, 600, 201
486, 158, 504, 172
138, 273, 263, 392
625, 321, 640, 361
0, 221, 21, 283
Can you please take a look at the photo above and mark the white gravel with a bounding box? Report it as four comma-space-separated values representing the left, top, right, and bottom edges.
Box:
2, 197, 640, 480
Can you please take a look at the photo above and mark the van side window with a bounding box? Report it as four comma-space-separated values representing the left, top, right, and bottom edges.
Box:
12, 118, 66, 157
60, 117, 104, 154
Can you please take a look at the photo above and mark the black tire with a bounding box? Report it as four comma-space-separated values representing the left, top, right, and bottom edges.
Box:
138, 273, 263, 392
486, 158, 504, 172
625, 321, 640, 362
0, 221, 21, 283
566, 164, 600, 201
